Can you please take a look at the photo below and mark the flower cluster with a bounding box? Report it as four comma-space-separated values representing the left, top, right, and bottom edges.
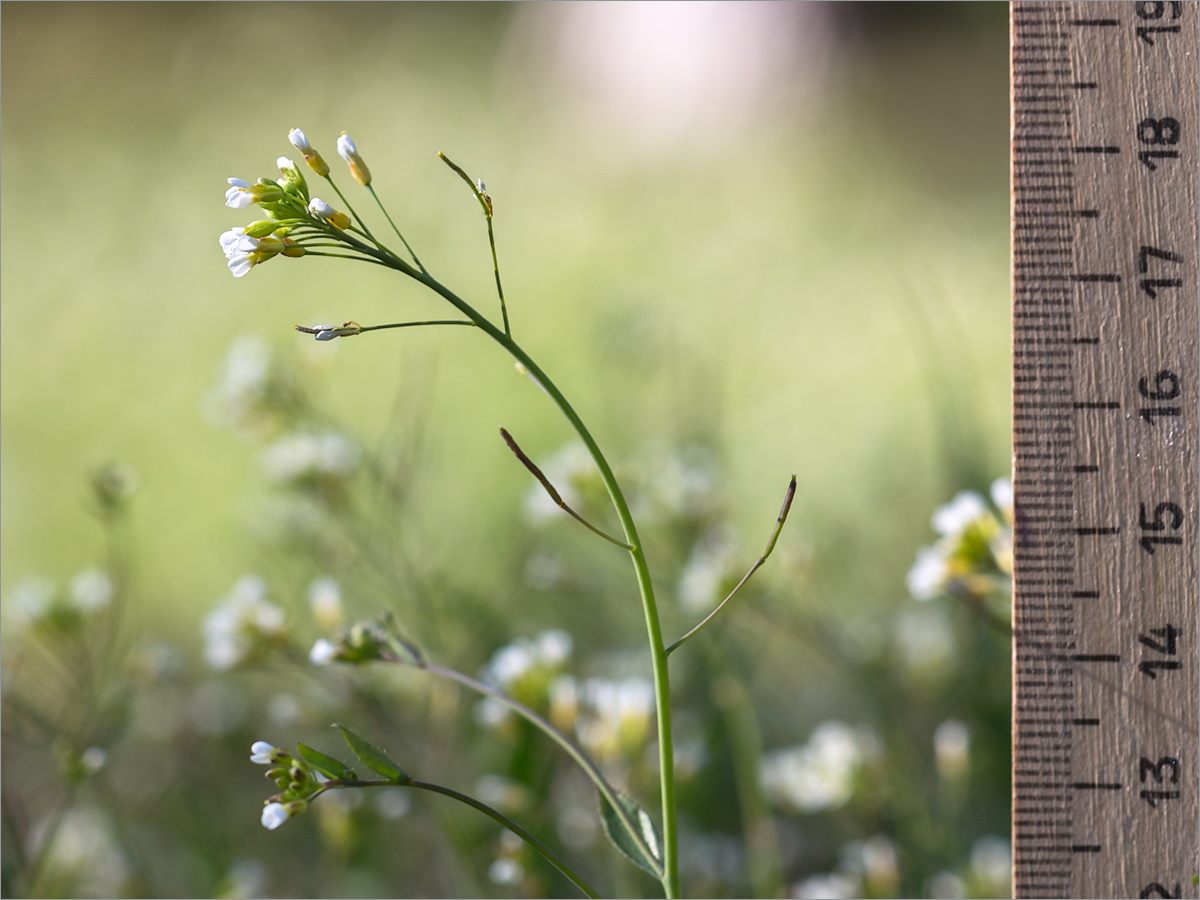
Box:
201, 576, 287, 670
6, 567, 114, 633
759, 721, 880, 813
475, 629, 574, 718
905, 479, 1012, 608
250, 741, 327, 830
219, 129, 373, 279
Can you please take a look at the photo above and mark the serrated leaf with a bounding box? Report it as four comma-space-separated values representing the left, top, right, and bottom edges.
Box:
296, 743, 357, 782
334, 723, 411, 784
597, 790, 662, 877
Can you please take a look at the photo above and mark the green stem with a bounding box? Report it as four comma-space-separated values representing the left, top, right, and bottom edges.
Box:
328, 778, 598, 898
410, 779, 599, 898
666, 475, 796, 656
368, 184, 428, 275
411, 660, 661, 880
412, 272, 679, 896
324, 235, 679, 896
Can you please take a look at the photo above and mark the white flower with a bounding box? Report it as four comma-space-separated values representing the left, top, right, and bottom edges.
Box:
260, 802, 289, 831
201, 576, 286, 670
934, 719, 970, 779
760, 721, 877, 812
70, 567, 114, 612
969, 836, 1011, 892
260, 431, 360, 486
8, 576, 56, 625
336, 132, 371, 186
250, 741, 279, 764
308, 576, 344, 631
932, 491, 987, 538
906, 546, 947, 601
309, 638, 337, 666
81, 746, 108, 774
791, 871, 860, 899
225, 177, 256, 209
576, 677, 655, 759
536, 630, 572, 667
989, 478, 1012, 516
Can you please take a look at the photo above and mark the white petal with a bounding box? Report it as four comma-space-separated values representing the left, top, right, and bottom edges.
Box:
309, 638, 338, 665
336, 133, 357, 160
227, 177, 251, 188
261, 803, 289, 830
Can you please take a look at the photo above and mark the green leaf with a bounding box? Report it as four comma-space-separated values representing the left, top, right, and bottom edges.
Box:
597, 790, 662, 878
296, 743, 357, 782
334, 724, 411, 784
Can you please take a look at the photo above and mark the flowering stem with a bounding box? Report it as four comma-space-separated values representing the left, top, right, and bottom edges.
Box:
403, 658, 662, 880
325, 778, 598, 898
313, 225, 679, 896
368, 184, 427, 275
665, 475, 797, 656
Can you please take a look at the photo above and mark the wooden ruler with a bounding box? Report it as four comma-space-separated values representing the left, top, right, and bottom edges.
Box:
1011, 3, 1199, 897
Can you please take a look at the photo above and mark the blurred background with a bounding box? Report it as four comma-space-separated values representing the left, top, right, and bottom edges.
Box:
1, 3, 1012, 898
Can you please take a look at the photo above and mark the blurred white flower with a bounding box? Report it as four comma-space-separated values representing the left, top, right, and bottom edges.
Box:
760, 721, 878, 813
308, 576, 344, 632
309, 638, 337, 666
80, 746, 108, 774
480, 629, 574, 693
932, 491, 987, 537
8, 576, 56, 626
576, 676, 655, 760
990, 478, 1012, 518
933, 719, 970, 780
201, 576, 286, 670
69, 567, 113, 612
522, 441, 594, 525
970, 835, 1011, 895
790, 870, 860, 899
36, 806, 128, 896
488, 858, 523, 886
261, 431, 359, 486
906, 546, 947, 601
205, 335, 272, 432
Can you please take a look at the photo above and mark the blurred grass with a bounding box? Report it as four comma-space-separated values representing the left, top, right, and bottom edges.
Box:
1, 1, 1009, 647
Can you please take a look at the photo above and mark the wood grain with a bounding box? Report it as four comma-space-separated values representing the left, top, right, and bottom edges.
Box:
1011, 3, 1199, 897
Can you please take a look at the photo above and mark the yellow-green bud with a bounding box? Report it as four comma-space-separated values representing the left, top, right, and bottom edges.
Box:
337, 133, 371, 186
288, 128, 329, 178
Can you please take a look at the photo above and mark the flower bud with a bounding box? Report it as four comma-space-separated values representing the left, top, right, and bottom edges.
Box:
276, 156, 309, 200
251, 741, 286, 765
307, 197, 352, 230
225, 178, 284, 210
337, 133, 371, 186
288, 128, 329, 178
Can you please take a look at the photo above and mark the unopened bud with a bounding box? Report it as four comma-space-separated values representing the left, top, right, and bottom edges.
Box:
288, 128, 330, 178
337, 133, 371, 186
308, 197, 352, 230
